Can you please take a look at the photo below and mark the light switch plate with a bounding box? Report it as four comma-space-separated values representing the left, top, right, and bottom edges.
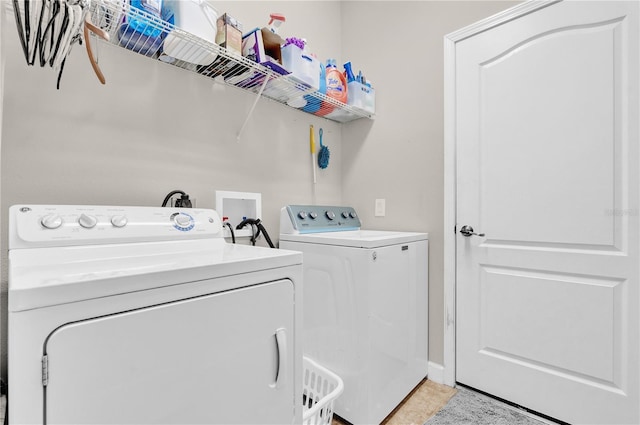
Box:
375, 199, 386, 217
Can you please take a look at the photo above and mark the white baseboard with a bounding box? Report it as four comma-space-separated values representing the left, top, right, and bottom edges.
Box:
427, 361, 445, 384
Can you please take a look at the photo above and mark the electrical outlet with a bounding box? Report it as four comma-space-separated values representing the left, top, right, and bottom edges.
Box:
375, 199, 386, 217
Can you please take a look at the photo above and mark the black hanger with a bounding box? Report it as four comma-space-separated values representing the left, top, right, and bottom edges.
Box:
12, 0, 29, 61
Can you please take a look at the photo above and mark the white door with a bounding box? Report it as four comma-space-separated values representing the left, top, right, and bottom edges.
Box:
45, 279, 295, 425
454, 1, 639, 424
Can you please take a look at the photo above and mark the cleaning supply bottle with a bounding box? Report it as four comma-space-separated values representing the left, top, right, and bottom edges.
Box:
343, 61, 356, 83
325, 59, 347, 104
267, 13, 286, 34
316, 59, 347, 116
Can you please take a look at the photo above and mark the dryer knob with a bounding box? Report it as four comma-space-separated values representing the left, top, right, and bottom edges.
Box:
41, 214, 63, 229
298, 211, 308, 220
78, 214, 98, 229
342, 211, 349, 219
350, 211, 358, 219
309, 212, 318, 219
111, 215, 128, 228
326, 211, 336, 220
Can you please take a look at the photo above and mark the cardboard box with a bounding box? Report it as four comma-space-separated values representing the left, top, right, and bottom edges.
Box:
216, 13, 242, 55
260, 28, 284, 64
241, 28, 266, 63
218, 12, 241, 30
241, 28, 289, 75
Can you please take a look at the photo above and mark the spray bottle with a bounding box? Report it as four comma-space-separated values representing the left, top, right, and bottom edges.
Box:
343, 61, 356, 83
267, 13, 286, 33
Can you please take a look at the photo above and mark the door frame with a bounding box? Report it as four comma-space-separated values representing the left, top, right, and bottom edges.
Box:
442, 0, 561, 387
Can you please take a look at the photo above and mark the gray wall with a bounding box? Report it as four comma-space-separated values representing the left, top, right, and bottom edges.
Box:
0, 1, 516, 383
341, 1, 518, 366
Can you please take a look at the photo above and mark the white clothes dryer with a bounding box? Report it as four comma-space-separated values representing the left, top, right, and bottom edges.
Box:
279, 205, 428, 425
8, 205, 302, 425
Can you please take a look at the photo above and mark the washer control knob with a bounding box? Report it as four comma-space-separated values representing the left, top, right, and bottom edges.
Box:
78, 214, 98, 229
342, 211, 350, 219
309, 212, 318, 220
174, 214, 192, 227
326, 211, 336, 220
350, 211, 358, 219
298, 211, 308, 220
111, 215, 128, 228
41, 214, 63, 229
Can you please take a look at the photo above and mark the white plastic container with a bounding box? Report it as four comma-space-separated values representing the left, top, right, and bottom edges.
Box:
347, 81, 375, 114
302, 356, 344, 425
281, 44, 320, 90
161, 0, 218, 65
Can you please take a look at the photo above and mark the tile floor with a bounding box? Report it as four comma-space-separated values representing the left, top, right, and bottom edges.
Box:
333, 379, 457, 425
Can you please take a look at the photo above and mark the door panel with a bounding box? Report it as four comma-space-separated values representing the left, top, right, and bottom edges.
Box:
455, 1, 638, 424
481, 20, 620, 247
480, 266, 622, 383
45, 279, 295, 425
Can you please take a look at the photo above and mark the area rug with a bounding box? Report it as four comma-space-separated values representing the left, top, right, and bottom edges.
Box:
424, 386, 545, 425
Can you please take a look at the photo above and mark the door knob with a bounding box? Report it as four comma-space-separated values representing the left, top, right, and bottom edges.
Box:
460, 225, 485, 237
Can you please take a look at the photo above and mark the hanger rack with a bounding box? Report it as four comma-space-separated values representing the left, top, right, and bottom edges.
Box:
85, 0, 374, 124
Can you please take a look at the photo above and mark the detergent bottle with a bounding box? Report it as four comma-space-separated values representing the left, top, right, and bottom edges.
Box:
325, 59, 348, 103
316, 59, 347, 116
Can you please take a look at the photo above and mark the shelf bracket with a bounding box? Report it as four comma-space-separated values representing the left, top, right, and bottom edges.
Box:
237, 75, 270, 142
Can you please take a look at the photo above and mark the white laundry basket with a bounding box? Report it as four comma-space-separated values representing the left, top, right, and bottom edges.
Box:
302, 356, 344, 425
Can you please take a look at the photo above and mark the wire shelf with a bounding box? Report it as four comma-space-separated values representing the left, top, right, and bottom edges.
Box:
88, 0, 374, 123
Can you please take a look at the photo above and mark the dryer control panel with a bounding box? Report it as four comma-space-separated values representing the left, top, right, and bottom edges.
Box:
281, 205, 362, 234
9, 205, 224, 248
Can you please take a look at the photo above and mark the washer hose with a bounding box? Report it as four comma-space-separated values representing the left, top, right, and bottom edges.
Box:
223, 221, 236, 243
161, 190, 192, 208
236, 218, 276, 248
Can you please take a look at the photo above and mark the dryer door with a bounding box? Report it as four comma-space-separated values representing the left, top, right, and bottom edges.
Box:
44, 279, 295, 425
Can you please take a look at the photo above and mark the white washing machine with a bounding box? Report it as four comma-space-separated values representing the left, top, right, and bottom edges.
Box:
279, 205, 428, 425
8, 204, 303, 425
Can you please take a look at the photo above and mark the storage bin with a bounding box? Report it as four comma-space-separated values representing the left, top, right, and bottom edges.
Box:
118, 24, 165, 57
118, 0, 173, 57
281, 44, 320, 90
302, 63, 326, 114
302, 356, 344, 425
347, 81, 375, 114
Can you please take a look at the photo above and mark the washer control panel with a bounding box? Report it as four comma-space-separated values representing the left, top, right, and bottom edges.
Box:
10, 205, 223, 248
282, 205, 361, 233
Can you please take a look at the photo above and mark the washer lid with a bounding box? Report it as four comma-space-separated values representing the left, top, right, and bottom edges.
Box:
279, 229, 428, 248
9, 239, 301, 312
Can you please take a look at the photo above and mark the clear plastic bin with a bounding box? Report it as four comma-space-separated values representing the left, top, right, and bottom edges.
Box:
347, 81, 375, 115
281, 44, 320, 90
302, 356, 344, 425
